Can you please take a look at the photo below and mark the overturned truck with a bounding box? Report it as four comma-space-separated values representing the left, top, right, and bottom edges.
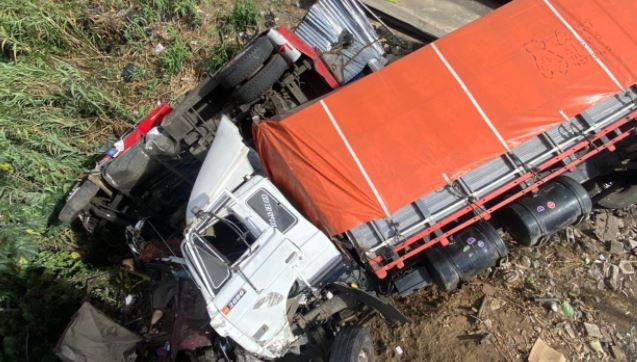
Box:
182, 0, 637, 359
61, 0, 637, 360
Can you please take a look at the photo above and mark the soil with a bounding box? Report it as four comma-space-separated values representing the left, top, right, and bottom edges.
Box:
370, 208, 637, 361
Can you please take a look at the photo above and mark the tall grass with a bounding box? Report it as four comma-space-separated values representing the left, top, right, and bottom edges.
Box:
0, 0, 260, 359
0, 1, 131, 359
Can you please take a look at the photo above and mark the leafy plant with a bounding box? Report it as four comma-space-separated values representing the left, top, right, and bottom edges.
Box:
230, 0, 260, 33
159, 30, 190, 76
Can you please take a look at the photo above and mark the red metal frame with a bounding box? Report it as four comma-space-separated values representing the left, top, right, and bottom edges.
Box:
104, 103, 173, 160
277, 26, 340, 89
370, 112, 637, 279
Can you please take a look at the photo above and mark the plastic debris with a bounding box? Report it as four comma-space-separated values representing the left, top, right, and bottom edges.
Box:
561, 301, 574, 318
154, 43, 165, 54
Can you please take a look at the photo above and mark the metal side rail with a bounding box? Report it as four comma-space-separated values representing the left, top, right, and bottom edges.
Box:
343, 89, 637, 278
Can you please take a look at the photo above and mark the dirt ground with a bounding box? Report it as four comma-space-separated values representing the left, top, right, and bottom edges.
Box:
370, 208, 637, 361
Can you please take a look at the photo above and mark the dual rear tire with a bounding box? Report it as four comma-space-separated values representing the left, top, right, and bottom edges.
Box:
216, 37, 289, 104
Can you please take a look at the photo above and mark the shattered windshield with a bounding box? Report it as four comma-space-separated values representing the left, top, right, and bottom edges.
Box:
196, 214, 256, 264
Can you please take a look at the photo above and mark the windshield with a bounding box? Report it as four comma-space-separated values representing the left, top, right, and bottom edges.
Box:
197, 215, 256, 264
191, 234, 231, 290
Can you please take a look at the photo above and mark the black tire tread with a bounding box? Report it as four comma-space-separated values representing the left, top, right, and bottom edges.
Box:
232, 53, 288, 104
218, 37, 274, 89
329, 327, 375, 362
58, 180, 99, 224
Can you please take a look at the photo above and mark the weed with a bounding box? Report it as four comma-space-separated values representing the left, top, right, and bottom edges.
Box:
230, 0, 260, 33
159, 30, 190, 76
205, 38, 240, 75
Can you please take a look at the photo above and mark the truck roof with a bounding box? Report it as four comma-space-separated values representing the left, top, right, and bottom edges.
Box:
255, 0, 637, 236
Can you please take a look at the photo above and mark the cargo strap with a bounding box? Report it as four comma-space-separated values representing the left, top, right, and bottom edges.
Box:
320, 99, 392, 219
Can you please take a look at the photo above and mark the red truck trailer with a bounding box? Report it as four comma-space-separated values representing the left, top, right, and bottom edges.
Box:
254, 0, 637, 284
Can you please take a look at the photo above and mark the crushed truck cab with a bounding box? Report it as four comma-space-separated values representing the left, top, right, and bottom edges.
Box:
182, 119, 345, 359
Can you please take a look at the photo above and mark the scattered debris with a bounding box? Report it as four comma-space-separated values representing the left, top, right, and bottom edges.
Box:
589, 339, 604, 354
520, 255, 532, 268
562, 323, 577, 339
584, 322, 603, 339
154, 43, 165, 54
618, 260, 635, 275
528, 338, 566, 362
561, 301, 574, 318
594, 212, 621, 242
395, 345, 404, 356
608, 240, 626, 255
55, 303, 141, 362
607, 264, 622, 290
121, 63, 136, 83
489, 298, 505, 312
610, 345, 627, 361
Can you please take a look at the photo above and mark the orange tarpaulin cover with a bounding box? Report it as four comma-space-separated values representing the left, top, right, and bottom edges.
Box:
255, 0, 637, 236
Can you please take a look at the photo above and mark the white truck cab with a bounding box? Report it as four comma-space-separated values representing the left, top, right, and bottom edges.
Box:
181, 117, 344, 359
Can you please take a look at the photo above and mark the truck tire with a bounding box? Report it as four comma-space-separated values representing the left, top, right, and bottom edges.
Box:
217, 37, 274, 89
329, 327, 375, 362
232, 53, 288, 104
58, 180, 100, 224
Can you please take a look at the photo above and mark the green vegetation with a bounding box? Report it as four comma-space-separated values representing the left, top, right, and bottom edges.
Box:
159, 30, 191, 76
230, 0, 261, 33
0, 0, 263, 359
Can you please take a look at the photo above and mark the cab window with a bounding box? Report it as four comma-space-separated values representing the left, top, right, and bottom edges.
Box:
199, 215, 255, 264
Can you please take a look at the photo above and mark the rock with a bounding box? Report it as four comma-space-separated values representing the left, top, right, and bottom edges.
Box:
563, 323, 577, 339
482, 283, 497, 296
588, 266, 604, 281
594, 212, 621, 241
610, 345, 627, 361
529, 338, 566, 362
618, 261, 635, 275
589, 339, 605, 354
584, 322, 603, 339
608, 240, 627, 255
627, 239, 637, 250
483, 319, 493, 330
490, 298, 506, 311
520, 255, 532, 268
607, 264, 622, 290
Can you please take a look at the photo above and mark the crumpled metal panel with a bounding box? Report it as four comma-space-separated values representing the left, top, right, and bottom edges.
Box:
295, 0, 384, 82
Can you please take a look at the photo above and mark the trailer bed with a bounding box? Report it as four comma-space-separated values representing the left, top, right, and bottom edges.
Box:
254, 0, 637, 276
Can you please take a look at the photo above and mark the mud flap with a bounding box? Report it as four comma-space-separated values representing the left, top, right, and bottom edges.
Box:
332, 283, 409, 324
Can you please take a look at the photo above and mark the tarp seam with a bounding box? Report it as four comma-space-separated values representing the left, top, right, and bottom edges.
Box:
542, 0, 625, 92
431, 43, 512, 153
319, 100, 392, 217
